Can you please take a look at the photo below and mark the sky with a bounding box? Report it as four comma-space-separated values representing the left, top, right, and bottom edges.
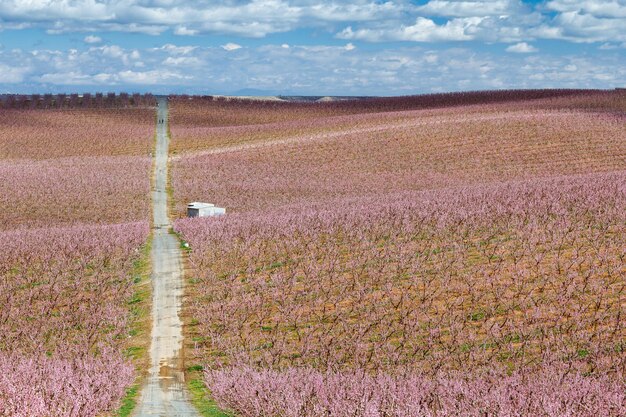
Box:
0, 0, 624, 95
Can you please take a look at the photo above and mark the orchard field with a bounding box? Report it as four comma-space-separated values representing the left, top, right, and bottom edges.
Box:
0, 99, 155, 416
1, 90, 624, 417
170, 90, 626, 416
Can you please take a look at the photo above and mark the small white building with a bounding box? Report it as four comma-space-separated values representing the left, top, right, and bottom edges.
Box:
187, 202, 226, 218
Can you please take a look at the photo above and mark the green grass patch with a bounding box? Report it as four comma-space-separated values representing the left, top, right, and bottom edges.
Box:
187, 378, 232, 417
188, 364, 204, 372
113, 237, 153, 417
469, 310, 485, 322
128, 292, 143, 305
124, 346, 145, 361
269, 261, 285, 269
116, 385, 140, 417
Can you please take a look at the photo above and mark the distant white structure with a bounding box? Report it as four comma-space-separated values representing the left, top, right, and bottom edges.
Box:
187, 202, 226, 218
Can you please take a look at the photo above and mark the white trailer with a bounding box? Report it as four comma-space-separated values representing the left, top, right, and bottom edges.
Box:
187, 202, 226, 218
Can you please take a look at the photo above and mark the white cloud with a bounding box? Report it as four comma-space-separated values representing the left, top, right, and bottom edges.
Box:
417, 0, 525, 17
424, 53, 438, 64
34, 68, 187, 86
548, 9, 626, 43
98, 45, 125, 58
36, 71, 100, 85
163, 56, 203, 66
2, 41, 625, 94
339, 17, 484, 42
0, 63, 28, 83
0, 0, 408, 38
174, 26, 199, 36
0, 21, 31, 31
0, 0, 623, 46
221, 42, 242, 51
506, 42, 538, 53
344, 42, 356, 51
599, 42, 619, 49
307, 1, 405, 21
533, 1, 626, 43
546, 0, 626, 18
118, 69, 187, 84
281, 43, 290, 49
336, 0, 626, 45
83, 35, 101, 44
44, 21, 168, 36
154, 44, 197, 55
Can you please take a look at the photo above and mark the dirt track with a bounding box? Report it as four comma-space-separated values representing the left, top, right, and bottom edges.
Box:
134, 97, 200, 416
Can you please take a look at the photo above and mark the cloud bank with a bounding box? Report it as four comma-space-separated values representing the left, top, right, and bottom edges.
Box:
0, 1, 624, 94
2, 41, 624, 95
0, 1, 623, 44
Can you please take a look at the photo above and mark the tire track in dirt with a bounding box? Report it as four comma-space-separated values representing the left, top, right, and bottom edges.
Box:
171, 111, 576, 160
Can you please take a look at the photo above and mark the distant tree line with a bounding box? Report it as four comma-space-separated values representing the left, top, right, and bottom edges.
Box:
0, 92, 157, 109
170, 89, 606, 112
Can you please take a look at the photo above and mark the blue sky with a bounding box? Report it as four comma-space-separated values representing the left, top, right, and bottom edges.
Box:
0, 0, 624, 95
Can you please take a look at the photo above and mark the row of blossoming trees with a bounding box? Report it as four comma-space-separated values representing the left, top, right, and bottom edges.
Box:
0, 93, 156, 109
0, 101, 154, 415
170, 89, 626, 416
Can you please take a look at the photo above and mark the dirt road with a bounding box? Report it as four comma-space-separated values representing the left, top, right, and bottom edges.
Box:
134, 97, 200, 416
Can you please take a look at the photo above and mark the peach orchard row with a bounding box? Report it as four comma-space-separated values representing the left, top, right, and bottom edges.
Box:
0, 93, 156, 110
175, 172, 625, 416
0, 222, 149, 416
1, 105, 154, 416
